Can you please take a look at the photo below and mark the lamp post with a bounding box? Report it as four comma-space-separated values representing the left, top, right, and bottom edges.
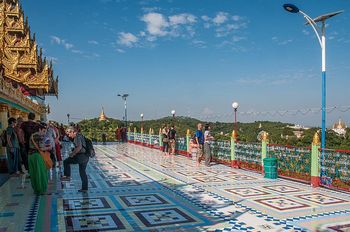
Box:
171, 110, 176, 124
118, 93, 129, 128
232, 102, 239, 134
67, 113, 70, 125
140, 113, 144, 133
283, 3, 343, 163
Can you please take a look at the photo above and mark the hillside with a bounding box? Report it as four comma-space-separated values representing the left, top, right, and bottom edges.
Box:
77, 117, 350, 149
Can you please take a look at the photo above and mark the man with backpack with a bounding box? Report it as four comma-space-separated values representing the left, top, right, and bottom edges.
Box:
61, 126, 92, 193
168, 125, 176, 155
5, 117, 21, 176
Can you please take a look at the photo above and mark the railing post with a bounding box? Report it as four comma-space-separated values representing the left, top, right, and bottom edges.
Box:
231, 130, 239, 168
159, 128, 163, 151
311, 132, 321, 187
127, 127, 130, 142
141, 127, 144, 146
261, 132, 269, 174
134, 127, 137, 144
186, 129, 191, 157
149, 128, 153, 148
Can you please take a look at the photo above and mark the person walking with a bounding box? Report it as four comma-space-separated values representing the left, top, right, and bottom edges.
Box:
168, 125, 176, 155
15, 117, 26, 172
6, 118, 21, 176
204, 124, 214, 167
21, 112, 39, 172
161, 125, 169, 155
61, 126, 89, 193
195, 123, 204, 166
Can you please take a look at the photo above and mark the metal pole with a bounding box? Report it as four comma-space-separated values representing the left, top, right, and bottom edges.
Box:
321, 21, 326, 166
124, 98, 127, 128
234, 109, 237, 133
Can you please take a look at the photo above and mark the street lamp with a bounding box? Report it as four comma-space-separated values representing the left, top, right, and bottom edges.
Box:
140, 113, 144, 133
67, 113, 70, 125
232, 102, 239, 134
118, 93, 129, 128
283, 3, 343, 158
171, 110, 176, 122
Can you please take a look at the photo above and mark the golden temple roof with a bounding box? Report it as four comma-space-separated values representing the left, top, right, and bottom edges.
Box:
0, 0, 58, 96
99, 107, 107, 121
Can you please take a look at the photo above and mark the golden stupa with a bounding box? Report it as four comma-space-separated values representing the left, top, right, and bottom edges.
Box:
99, 107, 107, 121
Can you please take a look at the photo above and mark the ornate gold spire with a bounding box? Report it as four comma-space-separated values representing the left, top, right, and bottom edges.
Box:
232, 129, 238, 139
99, 107, 107, 121
313, 132, 321, 146
0, 0, 58, 96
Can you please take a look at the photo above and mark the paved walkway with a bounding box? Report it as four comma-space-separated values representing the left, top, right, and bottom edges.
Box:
0, 143, 350, 231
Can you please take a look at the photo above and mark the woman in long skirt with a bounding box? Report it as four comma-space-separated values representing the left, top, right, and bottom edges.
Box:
28, 124, 50, 195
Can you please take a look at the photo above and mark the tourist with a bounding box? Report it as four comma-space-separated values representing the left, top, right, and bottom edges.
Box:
162, 125, 169, 155
168, 125, 176, 155
28, 123, 50, 195
53, 123, 62, 167
61, 126, 89, 193
15, 117, 27, 171
21, 112, 39, 169
195, 123, 204, 166
6, 118, 21, 176
46, 122, 57, 168
204, 123, 214, 167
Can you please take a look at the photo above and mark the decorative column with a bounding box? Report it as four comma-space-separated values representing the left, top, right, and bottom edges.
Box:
311, 132, 321, 187
127, 127, 131, 142
159, 128, 163, 151
261, 131, 269, 174
140, 126, 144, 146
0, 104, 9, 173
134, 127, 137, 144
186, 129, 191, 157
231, 130, 239, 168
149, 128, 152, 148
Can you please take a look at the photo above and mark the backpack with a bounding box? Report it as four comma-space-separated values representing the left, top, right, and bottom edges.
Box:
83, 136, 95, 158
1, 130, 7, 147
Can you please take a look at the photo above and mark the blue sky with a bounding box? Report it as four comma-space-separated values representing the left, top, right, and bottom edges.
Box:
22, 0, 350, 126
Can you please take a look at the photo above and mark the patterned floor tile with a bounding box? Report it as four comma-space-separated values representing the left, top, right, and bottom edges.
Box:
254, 197, 311, 211
225, 188, 270, 197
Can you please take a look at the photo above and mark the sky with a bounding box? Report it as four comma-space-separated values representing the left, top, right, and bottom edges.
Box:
22, 0, 350, 127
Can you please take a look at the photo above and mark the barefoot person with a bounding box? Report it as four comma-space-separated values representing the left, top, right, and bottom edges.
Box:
28, 123, 50, 195
61, 126, 89, 193
195, 123, 204, 166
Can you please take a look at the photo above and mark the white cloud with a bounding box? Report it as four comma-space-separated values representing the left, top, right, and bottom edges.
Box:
46, 56, 58, 64
71, 49, 83, 54
50, 35, 74, 50
201, 15, 210, 21
213, 12, 229, 25
50, 36, 61, 44
118, 32, 139, 47
232, 15, 240, 21
169, 13, 196, 25
64, 43, 74, 50
116, 48, 125, 53
88, 40, 99, 45
141, 13, 169, 36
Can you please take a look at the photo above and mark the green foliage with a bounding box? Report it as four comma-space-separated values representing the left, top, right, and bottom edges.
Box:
77, 117, 350, 149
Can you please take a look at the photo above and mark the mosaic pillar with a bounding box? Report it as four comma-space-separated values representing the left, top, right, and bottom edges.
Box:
149, 128, 153, 148
231, 130, 239, 168
0, 104, 9, 173
140, 128, 144, 146
261, 132, 269, 174
159, 128, 163, 151
186, 129, 191, 157
311, 132, 321, 187
134, 127, 137, 144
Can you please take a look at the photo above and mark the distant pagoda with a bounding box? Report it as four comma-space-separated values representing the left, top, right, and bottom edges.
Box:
0, 0, 58, 96
99, 107, 107, 121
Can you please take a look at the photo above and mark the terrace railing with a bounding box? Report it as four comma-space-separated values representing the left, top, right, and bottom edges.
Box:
235, 142, 262, 172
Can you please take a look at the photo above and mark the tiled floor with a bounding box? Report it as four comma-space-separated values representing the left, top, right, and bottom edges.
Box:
1, 143, 350, 231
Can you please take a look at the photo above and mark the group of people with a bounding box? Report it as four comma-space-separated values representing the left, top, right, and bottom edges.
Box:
4, 113, 90, 194
161, 124, 177, 155
4, 113, 64, 194
191, 123, 214, 167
